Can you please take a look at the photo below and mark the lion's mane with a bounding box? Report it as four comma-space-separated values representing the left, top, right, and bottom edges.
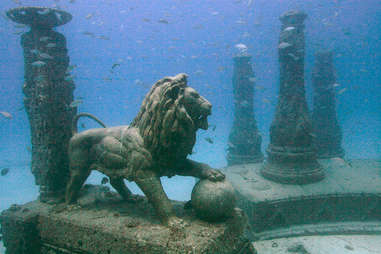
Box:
131, 74, 196, 167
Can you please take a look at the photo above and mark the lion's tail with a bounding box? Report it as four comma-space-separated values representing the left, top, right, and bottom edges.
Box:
72, 113, 107, 135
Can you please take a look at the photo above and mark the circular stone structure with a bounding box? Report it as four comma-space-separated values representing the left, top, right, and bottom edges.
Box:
6, 6, 72, 28
191, 179, 236, 222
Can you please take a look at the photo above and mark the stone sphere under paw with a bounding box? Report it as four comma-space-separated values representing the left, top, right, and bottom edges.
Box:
191, 178, 236, 222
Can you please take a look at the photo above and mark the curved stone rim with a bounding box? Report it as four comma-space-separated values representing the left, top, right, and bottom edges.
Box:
6, 6, 72, 28
279, 10, 307, 24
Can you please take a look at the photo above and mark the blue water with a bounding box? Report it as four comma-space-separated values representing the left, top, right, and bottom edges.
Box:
0, 0, 380, 216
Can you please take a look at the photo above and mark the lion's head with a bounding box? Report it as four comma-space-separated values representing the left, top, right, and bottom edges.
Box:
131, 73, 211, 166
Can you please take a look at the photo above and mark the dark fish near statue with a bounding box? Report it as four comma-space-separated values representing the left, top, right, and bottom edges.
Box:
1, 168, 10, 176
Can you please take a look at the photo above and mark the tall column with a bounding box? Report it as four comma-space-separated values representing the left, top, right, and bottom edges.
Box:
7, 7, 76, 201
261, 11, 324, 184
312, 51, 344, 158
227, 51, 263, 165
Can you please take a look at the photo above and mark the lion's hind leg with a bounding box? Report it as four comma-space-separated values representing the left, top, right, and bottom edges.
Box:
65, 167, 91, 204
110, 177, 143, 203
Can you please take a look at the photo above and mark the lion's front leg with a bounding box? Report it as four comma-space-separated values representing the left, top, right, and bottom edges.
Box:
180, 159, 225, 181
134, 172, 178, 226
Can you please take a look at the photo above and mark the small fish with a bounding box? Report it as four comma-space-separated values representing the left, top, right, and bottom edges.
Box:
242, 32, 251, 38
142, 18, 151, 22
235, 19, 246, 25
69, 100, 83, 108
37, 9, 50, 15
67, 65, 77, 72
332, 83, 340, 88
192, 24, 204, 30
205, 137, 214, 144
284, 26, 295, 32
39, 36, 51, 42
227, 142, 236, 148
64, 75, 75, 82
82, 31, 95, 37
80, 123, 86, 129
158, 18, 169, 24
101, 177, 109, 185
14, 24, 26, 28
97, 35, 110, 40
85, 13, 93, 19
194, 70, 204, 75
262, 98, 270, 104
30, 49, 40, 55
337, 88, 348, 95
31, 60, 46, 67
1, 168, 10, 176
247, 0, 253, 7
254, 20, 261, 26
342, 28, 351, 36
210, 11, 219, 16
288, 53, 299, 61
55, 12, 62, 22
45, 43, 56, 48
34, 75, 45, 82
134, 79, 144, 86
217, 66, 225, 72
255, 85, 265, 91
249, 77, 256, 82
112, 63, 121, 69
39, 53, 53, 60
240, 100, 249, 107
278, 42, 292, 49
0, 111, 12, 119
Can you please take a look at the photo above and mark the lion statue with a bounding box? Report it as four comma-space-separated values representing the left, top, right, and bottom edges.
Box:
65, 73, 225, 227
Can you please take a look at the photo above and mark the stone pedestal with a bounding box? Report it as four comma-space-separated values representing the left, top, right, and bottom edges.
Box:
227, 159, 381, 240
0, 186, 256, 254
261, 10, 324, 184
312, 51, 344, 158
227, 55, 263, 165
6, 7, 76, 200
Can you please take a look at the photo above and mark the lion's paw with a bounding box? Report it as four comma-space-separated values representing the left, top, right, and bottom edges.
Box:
204, 169, 225, 182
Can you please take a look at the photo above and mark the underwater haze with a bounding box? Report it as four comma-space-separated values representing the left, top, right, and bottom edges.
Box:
0, 0, 380, 219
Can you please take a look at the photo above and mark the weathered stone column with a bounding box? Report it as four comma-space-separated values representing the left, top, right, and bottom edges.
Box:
7, 7, 76, 201
227, 52, 263, 165
312, 51, 344, 158
261, 11, 324, 184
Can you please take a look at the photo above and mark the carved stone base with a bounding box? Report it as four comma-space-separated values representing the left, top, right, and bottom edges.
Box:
227, 153, 264, 166
261, 145, 325, 184
0, 185, 256, 254
227, 159, 381, 239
